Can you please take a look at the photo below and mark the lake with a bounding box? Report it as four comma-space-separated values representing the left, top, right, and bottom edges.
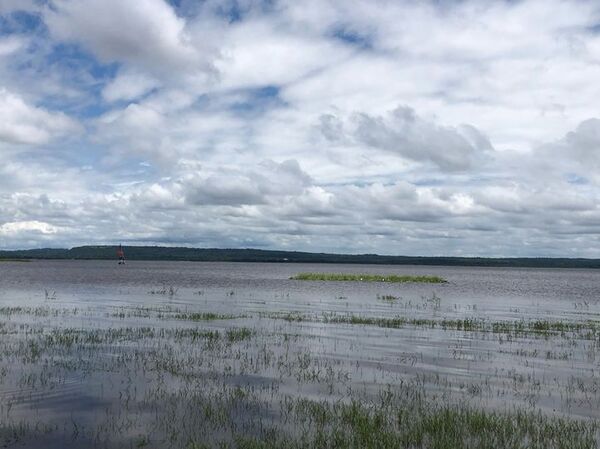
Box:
1, 260, 599, 448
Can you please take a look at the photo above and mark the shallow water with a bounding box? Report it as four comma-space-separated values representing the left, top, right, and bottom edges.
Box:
0, 260, 599, 447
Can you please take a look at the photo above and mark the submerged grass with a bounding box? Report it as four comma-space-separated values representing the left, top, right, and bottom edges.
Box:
232, 398, 599, 449
276, 313, 600, 338
2, 286, 600, 448
2, 303, 600, 448
173, 312, 242, 321
226, 328, 254, 342
291, 273, 447, 283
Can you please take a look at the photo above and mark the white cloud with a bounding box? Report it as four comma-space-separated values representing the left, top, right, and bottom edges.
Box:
213, 19, 353, 90
277, 0, 600, 149
319, 106, 492, 171
0, 88, 80, 145
184, 159, 312, 206
0, 220, 58, 236
102, 70, 161, 102
0, 36, 25, 57
562, 118, 600, 168
45, 0, 215, 82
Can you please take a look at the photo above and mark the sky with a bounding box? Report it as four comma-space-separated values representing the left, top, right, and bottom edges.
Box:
0, 0, 600, 256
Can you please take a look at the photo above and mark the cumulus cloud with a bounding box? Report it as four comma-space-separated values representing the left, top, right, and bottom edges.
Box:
44, 0, 216, 82
561, 118, 600, 169
0, 88, 80, 145
319, 106, 492, 171
184, 159, 312, 206
0, 220, 58, 236
520, 118, 600, 184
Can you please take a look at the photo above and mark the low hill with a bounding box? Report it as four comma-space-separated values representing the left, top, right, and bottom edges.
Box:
0, 246, 599, 268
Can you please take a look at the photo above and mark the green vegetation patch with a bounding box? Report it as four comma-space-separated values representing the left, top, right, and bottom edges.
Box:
331, 314, 600, 336
290, 273, 447, 283
173, 312, 242, 321
226, 328, 254, 342
234, 397, 598, 449
272, 312, 600, 339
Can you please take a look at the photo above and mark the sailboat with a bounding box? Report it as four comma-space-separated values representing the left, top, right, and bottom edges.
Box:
117, 244, 126, 265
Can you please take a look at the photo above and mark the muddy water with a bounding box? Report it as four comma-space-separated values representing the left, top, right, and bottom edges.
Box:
0, 260, 599, 447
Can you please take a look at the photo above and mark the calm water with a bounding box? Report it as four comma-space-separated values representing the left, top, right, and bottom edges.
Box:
2, 259, 598, 316
0, 260, 599, 447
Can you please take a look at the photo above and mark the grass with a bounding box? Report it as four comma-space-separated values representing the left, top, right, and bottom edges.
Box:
1, 289, 599, 448
1, 314, 599, 448
273, 312, 600, 338
260, 311, 308, 322
290, 273, 447, 283
226, 328, 254, 342
232, 397, 599, 449
173, 312, 242, 321
148, 285, 179, 295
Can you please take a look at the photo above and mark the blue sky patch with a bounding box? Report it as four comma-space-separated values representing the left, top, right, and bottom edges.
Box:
331, 26, 373, 49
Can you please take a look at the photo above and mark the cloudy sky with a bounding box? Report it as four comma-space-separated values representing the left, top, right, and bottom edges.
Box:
0, 0, 599, 256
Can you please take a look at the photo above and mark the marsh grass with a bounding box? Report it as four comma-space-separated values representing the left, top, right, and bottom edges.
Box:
260, 311, 309, 322
0, 306, 72, 317
148, 285, 179, 295
44, 289, 57, 300
173, 312, 242, 321
226, 328, 254, 342
291, 273, 447, 283
233, 397, 599, 449
2, 288, 600, 448
275, 313, 600, 338
1, 313, 599, 449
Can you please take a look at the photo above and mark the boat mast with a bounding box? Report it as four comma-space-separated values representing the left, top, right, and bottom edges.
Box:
117, 244, 126, 265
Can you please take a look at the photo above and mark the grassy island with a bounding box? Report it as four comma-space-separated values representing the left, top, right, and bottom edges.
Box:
290, 273, 447, 283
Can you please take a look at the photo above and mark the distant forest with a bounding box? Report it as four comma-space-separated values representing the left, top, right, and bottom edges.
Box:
0, 246, 599, 268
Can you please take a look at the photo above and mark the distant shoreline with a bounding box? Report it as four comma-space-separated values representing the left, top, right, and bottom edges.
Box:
0, 246, 598, 269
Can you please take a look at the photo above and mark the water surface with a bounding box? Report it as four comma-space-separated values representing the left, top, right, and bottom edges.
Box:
0, 260, 599, 447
